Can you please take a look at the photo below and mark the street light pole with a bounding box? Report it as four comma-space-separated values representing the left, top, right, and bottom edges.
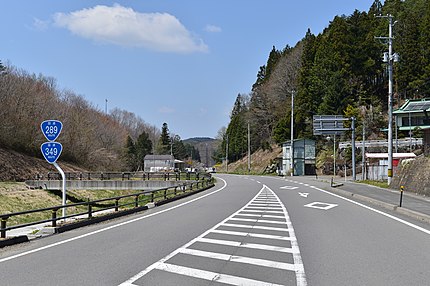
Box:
247, 122, 251, 173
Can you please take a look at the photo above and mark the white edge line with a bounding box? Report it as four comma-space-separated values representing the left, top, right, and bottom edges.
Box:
0, 177, 229, 264
278, 176, 430, 235
309, 185, 430, 235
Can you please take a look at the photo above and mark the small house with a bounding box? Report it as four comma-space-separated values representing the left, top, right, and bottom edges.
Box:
393, 98, 430, 154
281, 139, 316, 176
365, 152, 416, 180
144, 155, 175, 172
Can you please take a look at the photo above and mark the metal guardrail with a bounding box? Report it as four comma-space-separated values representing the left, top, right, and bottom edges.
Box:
0, 177, 214, 238
35, 171, 205, 181
338, 138, 423, 149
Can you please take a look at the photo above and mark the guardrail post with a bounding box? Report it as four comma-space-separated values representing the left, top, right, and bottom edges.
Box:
115, 199, 119, 212
51, 209, 57, 227
135, 195, 139, 208
151, 192, 154, 203
164, 189, 167, 200
88, 200, 93, 219
1, 217, 8, 238
174, 186, 177, 196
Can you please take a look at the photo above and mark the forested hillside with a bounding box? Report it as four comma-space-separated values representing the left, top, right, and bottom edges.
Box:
215, 0, 430, 164
0, 62, 202, 172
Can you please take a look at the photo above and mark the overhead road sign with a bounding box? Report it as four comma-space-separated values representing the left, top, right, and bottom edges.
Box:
313, 115, 349, 135
41, 120, 63, 142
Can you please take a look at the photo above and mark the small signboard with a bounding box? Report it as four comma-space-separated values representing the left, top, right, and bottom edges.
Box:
41, 120, 63, 142
40, 142, 63, 164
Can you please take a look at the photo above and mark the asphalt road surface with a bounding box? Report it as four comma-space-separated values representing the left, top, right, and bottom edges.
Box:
0, 174, 429, 285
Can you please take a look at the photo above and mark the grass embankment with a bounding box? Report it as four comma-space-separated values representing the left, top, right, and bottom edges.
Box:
357, 180, 389, 189
0, 182, 150, 226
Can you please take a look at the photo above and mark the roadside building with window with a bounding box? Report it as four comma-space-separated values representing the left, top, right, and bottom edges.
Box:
144, 155, 175, 172
394, 98, 430, 155
281, 139, 316, 176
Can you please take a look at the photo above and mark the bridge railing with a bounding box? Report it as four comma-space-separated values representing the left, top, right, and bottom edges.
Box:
0, 177, 214, 239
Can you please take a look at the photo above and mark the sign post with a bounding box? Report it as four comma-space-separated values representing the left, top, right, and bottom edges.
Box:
40, 120, 66, 220
313, 115, 356, 181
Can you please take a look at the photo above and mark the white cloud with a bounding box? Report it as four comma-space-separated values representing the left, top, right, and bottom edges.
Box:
32, 18, 49, 31
53, 4, 208, 53
158, 106, 175, 114
205, 25, 222, 33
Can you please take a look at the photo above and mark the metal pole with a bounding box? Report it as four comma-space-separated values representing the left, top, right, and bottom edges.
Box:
53, 162, 66, 220
351, 117, 356, 181
376, 14, 396, 185
362, 121, 366, 180
247, 122, 251, 173
225, 134, 228, 173
290, 90, 294, 176
333, 134, 336, 177
387, 15, 394, 185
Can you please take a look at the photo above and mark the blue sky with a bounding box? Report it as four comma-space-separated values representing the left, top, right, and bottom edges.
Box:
1, 0, 376, 139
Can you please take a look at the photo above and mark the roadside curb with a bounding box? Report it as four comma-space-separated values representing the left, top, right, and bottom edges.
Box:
329, 185, 430, 224
0, 235, 29, 248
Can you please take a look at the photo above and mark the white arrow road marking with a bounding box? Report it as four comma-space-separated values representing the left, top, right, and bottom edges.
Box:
298, 193, 309, 198
280, 186, 299, 190
304, 202, 338, 210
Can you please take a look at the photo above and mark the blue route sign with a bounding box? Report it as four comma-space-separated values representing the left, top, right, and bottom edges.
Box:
41, 120, 63, 142
40, 142, 63, 164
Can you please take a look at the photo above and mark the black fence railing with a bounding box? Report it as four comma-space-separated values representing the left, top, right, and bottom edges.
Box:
1, 177, 214, 239
35, 171, 207, 181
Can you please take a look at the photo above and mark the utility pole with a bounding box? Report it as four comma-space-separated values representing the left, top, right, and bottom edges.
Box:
376, 14, 399, 185
290, 90, 295, 176
225, 134, 229, 173
362, 122, 366, 181
247, 122, 251, 173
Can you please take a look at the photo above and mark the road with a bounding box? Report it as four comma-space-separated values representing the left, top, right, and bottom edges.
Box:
0, 174, 429, 285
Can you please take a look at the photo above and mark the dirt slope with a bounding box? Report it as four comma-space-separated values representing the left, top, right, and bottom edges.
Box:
0, 147, 86, 181
226, 145, 282, 174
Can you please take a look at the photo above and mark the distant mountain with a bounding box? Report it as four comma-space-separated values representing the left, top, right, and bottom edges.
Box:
183, 137, 220, 167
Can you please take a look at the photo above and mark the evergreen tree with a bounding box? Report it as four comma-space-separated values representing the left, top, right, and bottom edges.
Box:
135, 131, 152, 170
125, 135, 137, 171
172, 135, 187, 160
0, 61, 6, 75
185, 143, 201, 162
157, 122, 171, 154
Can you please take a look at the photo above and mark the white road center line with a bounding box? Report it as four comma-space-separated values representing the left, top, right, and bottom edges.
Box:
179, 248, 297, 271
119, 184, 307, 286
154, 263, 285, 286
197, 237, 297, 253
210, 229, 293, 241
